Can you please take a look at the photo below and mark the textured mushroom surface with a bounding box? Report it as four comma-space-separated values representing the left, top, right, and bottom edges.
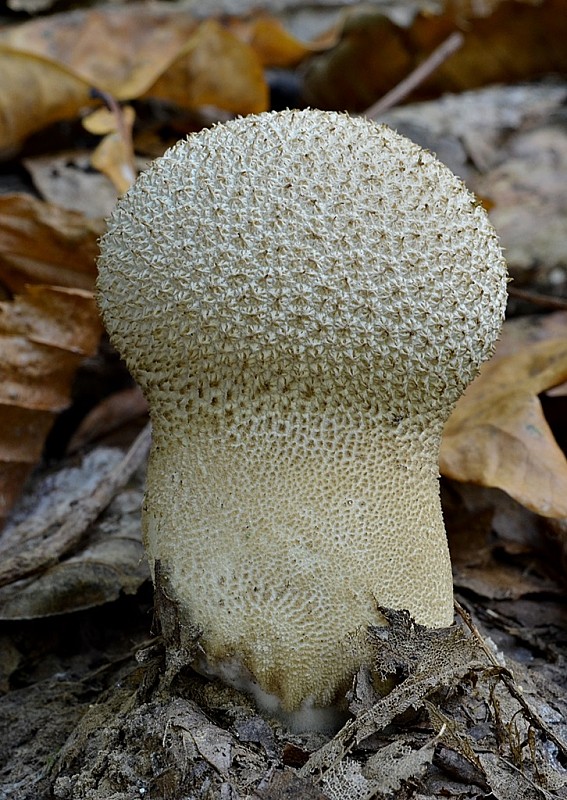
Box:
97, 109, 507, 717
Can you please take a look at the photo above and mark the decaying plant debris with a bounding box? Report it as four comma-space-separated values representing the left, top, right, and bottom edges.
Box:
10, 601, 558, 799
1, 390, 567, 799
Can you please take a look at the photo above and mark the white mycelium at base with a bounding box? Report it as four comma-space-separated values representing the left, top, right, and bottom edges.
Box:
97, 109, 508, 720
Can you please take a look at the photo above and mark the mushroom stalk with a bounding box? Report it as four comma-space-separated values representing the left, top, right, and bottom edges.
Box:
97, 109, 507, 723
146, 415, 451, 711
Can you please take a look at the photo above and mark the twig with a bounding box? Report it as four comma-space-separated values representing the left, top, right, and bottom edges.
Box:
455, 600, 567, 762
507, 286, 567, 311
90, 87, 137, 192
365, 31, 465, 119
0, 423, 151, 588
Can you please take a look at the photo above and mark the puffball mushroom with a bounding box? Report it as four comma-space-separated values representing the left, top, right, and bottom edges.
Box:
97, 109, 507, 723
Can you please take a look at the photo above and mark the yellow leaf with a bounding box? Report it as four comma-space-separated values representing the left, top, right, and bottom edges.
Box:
146, 19, 268, 114
231, 15, 317, 68
0, 46, 93, 154
86, 106, 137, 195
83, 105, 135, 136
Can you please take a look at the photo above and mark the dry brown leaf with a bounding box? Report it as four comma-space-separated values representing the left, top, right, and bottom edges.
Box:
0, 443, 149, 617
473, 125, 567, 285
446, 497, 553, 600
229, 14, 318, 67
145, 19, 268, 115
0, 285, 102, 527
91, 135, 136, 197
0, 46, 94, 155
82, 106, 131, 137
304, 0, 567, 111
1, 339, 90, 410
0, 3, 198, 99
86, 106, 137, 195
0, 194, 102, 294
304, 10, 412, 111
440, 338, 567, 518
0, 284, 101, 354
23, 152, 120, 219
494, 311, 567, 358
0, 4, 269, 150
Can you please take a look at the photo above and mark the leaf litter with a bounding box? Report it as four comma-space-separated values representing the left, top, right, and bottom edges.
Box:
23, 607, 565, 799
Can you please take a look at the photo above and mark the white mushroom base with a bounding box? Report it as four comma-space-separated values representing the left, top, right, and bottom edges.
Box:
143, 413, 454, 716
196, 654, 349, 733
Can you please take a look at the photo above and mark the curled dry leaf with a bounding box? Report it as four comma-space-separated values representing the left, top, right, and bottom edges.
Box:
0, 46, 94, 156
473, 125, 567, 286
229, 14, 319, 67
86, 105, 137, 195
144, 19, 268, 115
493, 310, 567, 358
0, 3, 198, 99
0, 285, 102, 527
0, 194, 102, 294
23, 151, 122, 219
0, 528, 147, 619
300, 613, 480, 781
67, 386, 149, 454
440, 338, 567, 518
0, 440, 150, 618
304, 10, 412, 111
0, 3, 276, 151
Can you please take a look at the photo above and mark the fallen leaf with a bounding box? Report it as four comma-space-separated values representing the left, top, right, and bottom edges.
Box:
0, 5, 269, 150
0, 194, 102, 294
67, 386, 149, 453
0, 444, 149, 618
230, 14, 318, 67
23, 152, 121, 219
0, 46, 94, 155
254, 768, 329, 799
304, 10, 412, 111
0, 3, 198, 99
304, 0, 567, 112
440, 338, 567, 518
494, 311, 567, 358
145, 19, 268, 115
0, 284, 101, 354
473, 126, 567, 284
0, 285, 102, 527
446, 498, 553, 600
86, 105, 137, 195
0, 535, 147, 619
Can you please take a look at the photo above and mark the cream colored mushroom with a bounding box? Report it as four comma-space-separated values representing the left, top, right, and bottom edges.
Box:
97, 109, 507, 724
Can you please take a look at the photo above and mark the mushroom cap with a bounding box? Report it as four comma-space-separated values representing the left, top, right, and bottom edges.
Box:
97, 109, 507, 715
98, 109, 507, 433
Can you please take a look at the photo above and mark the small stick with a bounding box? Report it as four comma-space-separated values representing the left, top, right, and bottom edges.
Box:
507, 286, 567, 312
90, 87, 137, 191
455, 600, 567, 761
365, 31, 465, 119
